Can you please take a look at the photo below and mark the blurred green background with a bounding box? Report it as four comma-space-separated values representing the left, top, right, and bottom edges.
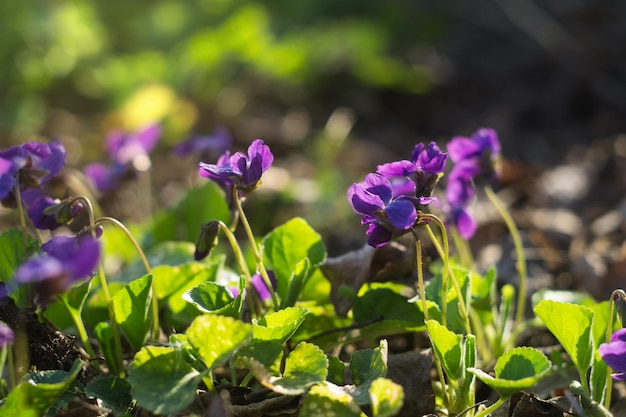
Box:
3, 0, 626, 251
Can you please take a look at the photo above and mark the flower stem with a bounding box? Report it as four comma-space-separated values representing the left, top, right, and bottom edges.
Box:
214, 221, 262, 319
80, 197, 125, 377
13, 173, 29, 255
484, 185, 527, 334
423, 214, 472, 335
474, 397, 506, 417
94, 215, 159, 340
233, 191, 279, 310
603, 289, 625, 409
64, 302, 99, 370
410, 230, 429, 322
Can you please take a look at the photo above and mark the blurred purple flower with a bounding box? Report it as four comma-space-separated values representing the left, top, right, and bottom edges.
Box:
348, 173, 418, 248
229, 272, 277, 301
445, 128, 501, 239
27, 196, 83, 231
0, 141, 66, 205
377, 141, 447, 199
174, 126, 232, 157
600, 328, 626, 380
199, 139, 273, 195
84, 124, 162, 193
0, 322, 14, 348
14, 235, 100, 306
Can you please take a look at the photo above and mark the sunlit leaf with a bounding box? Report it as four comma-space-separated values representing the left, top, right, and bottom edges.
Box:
468, 347, 551, 398
186, 314, 252, 369
369, 377, 404, 417
425, 320, 464, 380
534, 300, 594, 378
253, 306, 309, 342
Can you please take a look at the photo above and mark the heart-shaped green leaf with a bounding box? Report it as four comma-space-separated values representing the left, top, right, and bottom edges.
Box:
263, 217, 326, 301
186, 314, 252, 369
258, 342, 328, 395
350, 340, 389, 405
112, 274, 153, 351
234, 340, 284, 376
534, 300, 593, 379
0, 359, 83, 417
369, 377, 404, 417
468, 346, 551, 398
128, 346, 201, 416
84, 376, 132, 416
253, 306, 309, 342
350, 339, 388, 387
183, 281, 241, 317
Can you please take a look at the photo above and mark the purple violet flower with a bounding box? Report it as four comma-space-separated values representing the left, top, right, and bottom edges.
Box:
13, 235, 100, 306
348, 173, 418, 248
0, 141, 66, 205
198, 139, 273, 195
27, 196, 83, 231
0, 322, 14, 348
229, 272, 277, 301
84, 124, 162, 193
174, 126, 232, 157
377, 141, 447, 199
600, 328, 626, 380
445, 128, 501, 239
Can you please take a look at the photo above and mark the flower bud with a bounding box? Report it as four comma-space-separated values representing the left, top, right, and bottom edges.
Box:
194, 221, 220, 261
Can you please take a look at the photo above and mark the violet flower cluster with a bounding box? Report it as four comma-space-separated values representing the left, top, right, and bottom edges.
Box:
84, 124, 161, 193
348, 142, 447, 248
198, 138, 273, 207
0, 141, 66, 206
445, 128, 501, 239
0, 141, 83, 231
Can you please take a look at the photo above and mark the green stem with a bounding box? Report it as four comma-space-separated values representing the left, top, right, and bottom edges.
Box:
94, 215, 159, 340
484, 185, 527, 332
474, 397, 507, 417
80, 197, 125, 377
423, 215, 472, 335
64, 304, 99, 370
233, 191, 279, 310
603, 290, 624, 409
214, 221, 262, 319
13, 174, 29, 256
410, 230, 429, 322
